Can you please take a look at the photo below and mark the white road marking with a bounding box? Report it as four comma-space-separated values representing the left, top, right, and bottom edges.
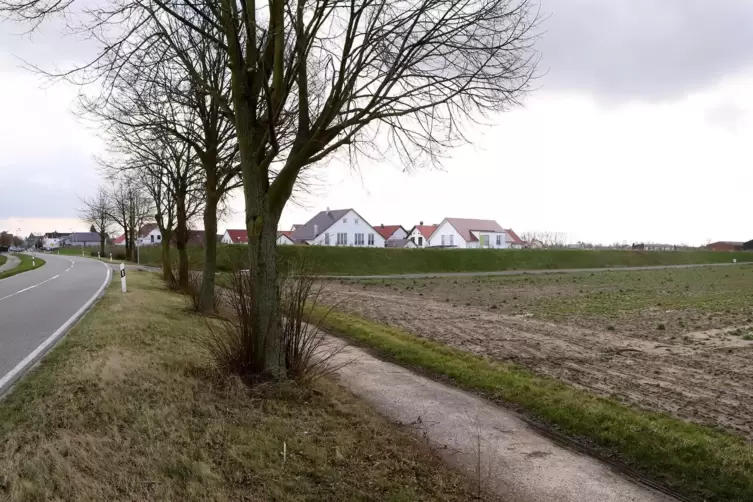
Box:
0, 259, 112, 396
0, 275, 60, 302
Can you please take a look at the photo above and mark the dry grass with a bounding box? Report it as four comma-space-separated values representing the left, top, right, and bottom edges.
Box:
0, 271, 483, 501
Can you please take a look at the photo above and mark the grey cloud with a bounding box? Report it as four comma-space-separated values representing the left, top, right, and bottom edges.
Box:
0, 154, 98, 219
538, 0, 753, 101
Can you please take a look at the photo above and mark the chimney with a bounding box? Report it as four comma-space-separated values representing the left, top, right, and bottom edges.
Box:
314, 224, 318, 236
381, 224, 384, 228
419, 221, 424, 226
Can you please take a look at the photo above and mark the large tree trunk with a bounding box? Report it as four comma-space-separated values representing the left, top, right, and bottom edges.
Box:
198, 194, 218, 314
245, 189, 284, 379
175, 198, 189, 289
160, 229, 174, 283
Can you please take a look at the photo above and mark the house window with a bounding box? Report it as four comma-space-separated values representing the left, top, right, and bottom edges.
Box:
368, 233, 374, 245
355, 233, 364, 246
355, 218, 360, 224
481, 235, 489, 247
343, 218, 347, 223
449, 235, 454, 246
496, 235, 501, 246
418, 236, 423, 246
157, 235, 161, 241
325, 233, 330, 245
150, 235, 155, 243
337, 233, 347, 245
441, 235, 446, 245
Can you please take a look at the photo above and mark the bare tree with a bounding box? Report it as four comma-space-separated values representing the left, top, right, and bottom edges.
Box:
108, 177, 153, 261
79, 186, 114, 255
1, 0, 540, 378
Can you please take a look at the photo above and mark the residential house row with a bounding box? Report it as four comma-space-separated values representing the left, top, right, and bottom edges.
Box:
223, 208, 524, 249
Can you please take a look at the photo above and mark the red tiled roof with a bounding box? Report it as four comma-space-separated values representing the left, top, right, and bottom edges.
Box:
375, 225, 403, 240
114, 233, 125, 244
225, 229, 248, 244
277, 231, 294, 241
504, 228, 524, 245
411, 225, 438, 239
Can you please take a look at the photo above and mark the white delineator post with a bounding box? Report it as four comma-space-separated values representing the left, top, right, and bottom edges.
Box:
32, 253, 35, 268
120, 263, 127, 293
110, 253, 112, 262
98, 252, 101, 259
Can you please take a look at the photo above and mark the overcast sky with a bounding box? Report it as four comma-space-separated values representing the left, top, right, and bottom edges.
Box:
2, 0, 753, 245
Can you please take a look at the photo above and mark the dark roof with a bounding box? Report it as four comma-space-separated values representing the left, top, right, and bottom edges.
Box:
291, 209, 351, 241
45, 231, 71, 238
68, 232, 101, 242
708, 241, 743, 246
386, 238, 413, 248
139, 223, 159, 237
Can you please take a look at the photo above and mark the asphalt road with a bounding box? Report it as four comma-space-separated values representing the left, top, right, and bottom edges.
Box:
0, 254, 110, 396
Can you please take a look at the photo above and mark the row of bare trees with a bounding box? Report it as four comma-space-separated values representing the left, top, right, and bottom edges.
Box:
3, 0, 541, 380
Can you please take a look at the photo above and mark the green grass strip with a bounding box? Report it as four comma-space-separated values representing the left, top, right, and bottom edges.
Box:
0, 253, 46, 280
317, 308, 753, 502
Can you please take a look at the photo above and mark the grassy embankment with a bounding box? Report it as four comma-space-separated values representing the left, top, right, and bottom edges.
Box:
130, 245, 753, 276
0, 271, 480, 501
316, 309, 753, 502
0, 255, 5, 267
0, 254, 45, 280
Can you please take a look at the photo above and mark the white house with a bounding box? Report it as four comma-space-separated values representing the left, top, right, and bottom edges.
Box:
42, 232, 70, 249
407, 223, 438, 248
276, 231, 294, 245
504, 229, 525, 249
428, 218, 508, 249
113, 224, 162, 247
374, 224, 408, 242
291, 208, 386, 247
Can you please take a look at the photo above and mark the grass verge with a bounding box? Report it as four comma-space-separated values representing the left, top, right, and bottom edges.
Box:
316, 309, 753, 502
0, 253, 45, 280
0, 271, 481, 501
0, 255, 5, 267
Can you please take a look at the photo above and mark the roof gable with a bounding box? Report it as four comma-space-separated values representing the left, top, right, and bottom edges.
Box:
444, 218, 504, 242
375, 225, 404, 240
409, 224, 438, 239
291, 209, 352, 241
225, 229, 248, 243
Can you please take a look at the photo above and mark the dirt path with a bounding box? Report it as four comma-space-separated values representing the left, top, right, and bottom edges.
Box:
331, 339, 675, 502
326, 288, 753, 439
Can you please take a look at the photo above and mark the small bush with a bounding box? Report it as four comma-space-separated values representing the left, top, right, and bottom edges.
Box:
657, 323, 666, 331
606, 325, 615, 331
200, 255, 344, 385
183, 271, 221, 313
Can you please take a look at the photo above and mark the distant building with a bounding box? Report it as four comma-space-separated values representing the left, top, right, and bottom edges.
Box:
277, 231, 294, 245
62, 232, 101, 248
386, 238, 417, 249
375, 225, 408, 242
43, 231, 71, 249
291, 208, 385, 247
707, 241, 743, 252
222, 229, 248, 245
429, 218, 508, 248
406, 223, 438, 248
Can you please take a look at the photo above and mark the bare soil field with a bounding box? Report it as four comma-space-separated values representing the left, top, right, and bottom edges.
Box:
325, 264, 753, 439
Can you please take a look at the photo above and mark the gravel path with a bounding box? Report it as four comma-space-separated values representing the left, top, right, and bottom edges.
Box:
330, 339, 677, 502
0, 254, 21, 274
